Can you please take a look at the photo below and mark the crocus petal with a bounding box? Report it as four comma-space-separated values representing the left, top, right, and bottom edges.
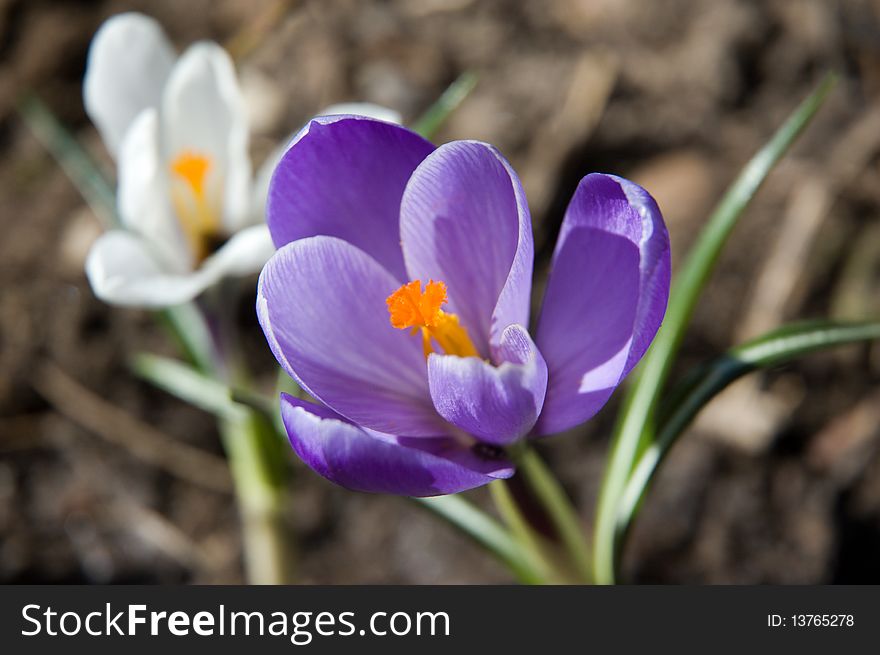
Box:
116, 108, 190, 272
86, 226, 270, 308
267, 116, 434, 281
400, 141, 533, 358
281, 395, 512, 496
613, 178, 672, 375
83, 12, 175, 156
428, 325, 547, 445
318, 102, 403, 125
199, 224, 276, 279
161, 42, 252, 232
251, 106, 402, 226
258, 236, 445, 436
85, 231, 203, 307
534, 174, 670, 435
557, 174, 671, 378
283, 395, 512, 496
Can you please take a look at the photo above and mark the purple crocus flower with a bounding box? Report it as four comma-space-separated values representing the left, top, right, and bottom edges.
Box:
258, 116, 670, 496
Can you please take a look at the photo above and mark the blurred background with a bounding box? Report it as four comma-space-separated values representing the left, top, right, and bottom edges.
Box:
1, 0, 880, 583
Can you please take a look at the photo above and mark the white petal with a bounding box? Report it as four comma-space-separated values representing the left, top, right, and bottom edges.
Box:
86, 231, 206, 307
317, 102, 403, 125
86, 226, 274, 308
200, 224, 275, 280
83, 13, 176, 157
161, 42, 252, 233
116, 109, 191, 272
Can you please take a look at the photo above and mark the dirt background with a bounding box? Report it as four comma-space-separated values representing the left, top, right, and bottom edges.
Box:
1, 0, 880, 583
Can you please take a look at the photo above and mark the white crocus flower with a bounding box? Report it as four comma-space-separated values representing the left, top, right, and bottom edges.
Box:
83, 12, 402, 308
82, 13, 273, 307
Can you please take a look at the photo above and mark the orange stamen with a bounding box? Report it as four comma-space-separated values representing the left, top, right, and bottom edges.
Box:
169, 151, 220, 262
386, 280, 479, 358
387, 279, 447, 329
171, 152, 211, 197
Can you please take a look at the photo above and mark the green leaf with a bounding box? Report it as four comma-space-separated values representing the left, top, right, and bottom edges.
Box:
616, 319, 880, 555
218, 407, 296, 583
131, 353, 248, 421
411, 71, 478, 140
132, 351, 280, 422
157, 303, 218, 374
220, 406, 291, 495
592, 73, 838, 584
413, 494, 547, 584
132, 352, 290, 487
516, 446, 592, 583
489, 480, 562, 583
17, 94, 118, 228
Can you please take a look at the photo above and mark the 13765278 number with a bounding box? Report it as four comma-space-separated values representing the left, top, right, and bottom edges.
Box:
790, 614, 854, 627
767, 614, 855, 628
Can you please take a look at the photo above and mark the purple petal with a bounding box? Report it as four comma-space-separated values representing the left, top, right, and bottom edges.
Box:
400, 141, 533, 358
258, 236, 445, 436
428, 325, 547, 445
534, 174, 670, 436
614, 178, 672, 375
281, 394, 513, 496
561, 174, 672, 376
267, 115, 435, 281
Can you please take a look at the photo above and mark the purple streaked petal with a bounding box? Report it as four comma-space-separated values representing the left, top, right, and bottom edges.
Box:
281, 394, 513, 496
534, 228, 639, 435
556, 173, 671, 376
258, 236, 445, 436
427, 325, 547, 445
615, 178, 672, 375
534, 174, 670, 435
400, 141, 533, 358
267, 116, 435, 281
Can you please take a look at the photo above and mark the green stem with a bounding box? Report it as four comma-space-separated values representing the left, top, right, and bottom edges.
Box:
199, 283, 295, 584
219, 410, 295, 584
516, 446, 592, 583
414, 494, 547, 585
489, 481, 562, 583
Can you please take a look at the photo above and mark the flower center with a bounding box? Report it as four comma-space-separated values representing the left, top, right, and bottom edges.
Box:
169, 151, 221, 262
386, 280, 478, 358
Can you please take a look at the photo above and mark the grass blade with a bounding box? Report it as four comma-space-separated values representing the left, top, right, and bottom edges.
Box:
489, 481, 562, 583
517, 447, 592, 583
592, 73, 838, 584
133, 351, 290, 485
411, 71, 478, 139
157, 303, 218, 374
617, 320, 880, 554
414, 494, 547, 584
17, 94, 118, 228
131, 353, 247, 421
